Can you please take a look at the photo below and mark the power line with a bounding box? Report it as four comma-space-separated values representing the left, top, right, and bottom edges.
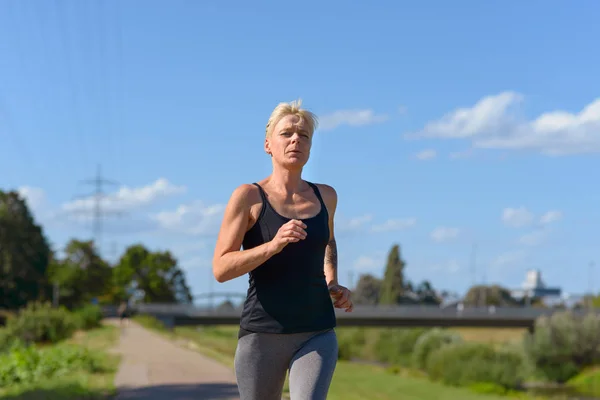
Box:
70, 164, 123, 252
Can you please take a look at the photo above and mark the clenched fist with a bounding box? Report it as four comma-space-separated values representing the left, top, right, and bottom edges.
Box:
268, 219, 307, 254
329, 284, 353, 312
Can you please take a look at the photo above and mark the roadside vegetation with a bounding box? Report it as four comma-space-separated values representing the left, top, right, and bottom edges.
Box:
0, 303, 119, 400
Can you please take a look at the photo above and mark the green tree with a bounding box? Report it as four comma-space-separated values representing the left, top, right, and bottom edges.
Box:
0, 190, 52, 310
463, 284, 519, 307
415, 280, 441, 305
112, 244, 193, 304
378, 244, 405, 305
353, 274, 382, 305
48, 239, 112, 309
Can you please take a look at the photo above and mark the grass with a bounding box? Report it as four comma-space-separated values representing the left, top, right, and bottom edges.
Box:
133, 317, 546, 399
0, 323, 120, 400
328, 362, 515, 400
174, 325, 238, 368
566, 367, 600, 397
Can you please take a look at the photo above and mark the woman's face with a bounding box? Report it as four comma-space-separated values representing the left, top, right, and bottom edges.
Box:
265, 114, 312, 170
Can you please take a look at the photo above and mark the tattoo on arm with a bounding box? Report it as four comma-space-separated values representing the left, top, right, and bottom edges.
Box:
325, 238, 338, 269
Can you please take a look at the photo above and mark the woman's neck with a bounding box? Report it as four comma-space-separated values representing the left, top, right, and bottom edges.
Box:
268, 166, 305, 194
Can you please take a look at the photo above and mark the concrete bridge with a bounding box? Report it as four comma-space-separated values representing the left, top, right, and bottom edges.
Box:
116, 303, 599, 332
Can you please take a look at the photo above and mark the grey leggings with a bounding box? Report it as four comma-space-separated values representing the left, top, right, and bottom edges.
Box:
234, 329, 338, 400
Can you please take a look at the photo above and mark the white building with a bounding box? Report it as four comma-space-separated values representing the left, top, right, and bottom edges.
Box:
511, 269, 561, 300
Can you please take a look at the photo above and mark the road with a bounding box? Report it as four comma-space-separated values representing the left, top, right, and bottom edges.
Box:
109, 319, 240, 400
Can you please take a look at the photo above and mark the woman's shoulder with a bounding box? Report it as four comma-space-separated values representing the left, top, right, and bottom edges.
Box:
228, 183, 263, 209
311, 182, 338, 208
311, 182, 337, 197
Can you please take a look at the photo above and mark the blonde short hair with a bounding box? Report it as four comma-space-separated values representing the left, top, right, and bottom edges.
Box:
265, 99, 318, 138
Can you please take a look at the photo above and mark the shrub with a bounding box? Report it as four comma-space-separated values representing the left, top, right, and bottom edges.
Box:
73, 304, 103, 330
336, 328, 366, 361
0, 342, 102, 386
411, 328, 462, 370
426, 341, 527, 389
0, 328, 14, 354
373, 328, 429, 366
490, 344, 530, 388
5, 302, 76, 345
524, 311, 600, 383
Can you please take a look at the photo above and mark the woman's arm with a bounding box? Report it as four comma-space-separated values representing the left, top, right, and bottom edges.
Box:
318, 184, 339, 286
319, 183, 353, 312
212, 184, 276, 283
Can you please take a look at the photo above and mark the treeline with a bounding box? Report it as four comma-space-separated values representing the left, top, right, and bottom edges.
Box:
352, 244, 443, 306
351, 243, 533, 308
462, 284, 598, 309
351, 243, 589, 309
0, 189, 194, 312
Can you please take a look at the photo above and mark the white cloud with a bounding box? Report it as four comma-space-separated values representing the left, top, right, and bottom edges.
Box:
62, 178, 186, 214
152, 201, 225, 236
318, 109, 388, 131
500, 207, 560, 246
354, 255, 381, 271
502, 207, 535, 228
17, 186, 46, 214
502, 207, 563, 230
540, 210, 562, 225
430, 226, 460, 242
519, 229, 549, 246
337, 214, 373, 232
371, 218, 417, 232
13, 179, 227, 240
405, 91, 600, 155
338, 215, 417, 234
415, 149, 437, 160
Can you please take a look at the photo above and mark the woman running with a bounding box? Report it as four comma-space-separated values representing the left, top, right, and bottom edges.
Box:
212, 99, 353, 400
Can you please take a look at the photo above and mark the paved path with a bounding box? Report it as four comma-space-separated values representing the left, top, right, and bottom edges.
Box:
108, 319, 240, 400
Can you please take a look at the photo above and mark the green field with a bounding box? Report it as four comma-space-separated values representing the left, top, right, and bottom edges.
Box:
134, 317, 552, 399
0, 323, 120, 400
328, 362, 512, 400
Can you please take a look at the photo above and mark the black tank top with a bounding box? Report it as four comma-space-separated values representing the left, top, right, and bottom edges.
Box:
238, 181, 337, 335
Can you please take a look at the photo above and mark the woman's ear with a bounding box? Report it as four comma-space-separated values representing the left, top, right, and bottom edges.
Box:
264, 138, 272, 156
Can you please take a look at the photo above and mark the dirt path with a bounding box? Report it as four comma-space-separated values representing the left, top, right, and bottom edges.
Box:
108, 319, 240, 400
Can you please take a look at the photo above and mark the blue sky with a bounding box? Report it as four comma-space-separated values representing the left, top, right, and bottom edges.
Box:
1, 1, 599, 303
